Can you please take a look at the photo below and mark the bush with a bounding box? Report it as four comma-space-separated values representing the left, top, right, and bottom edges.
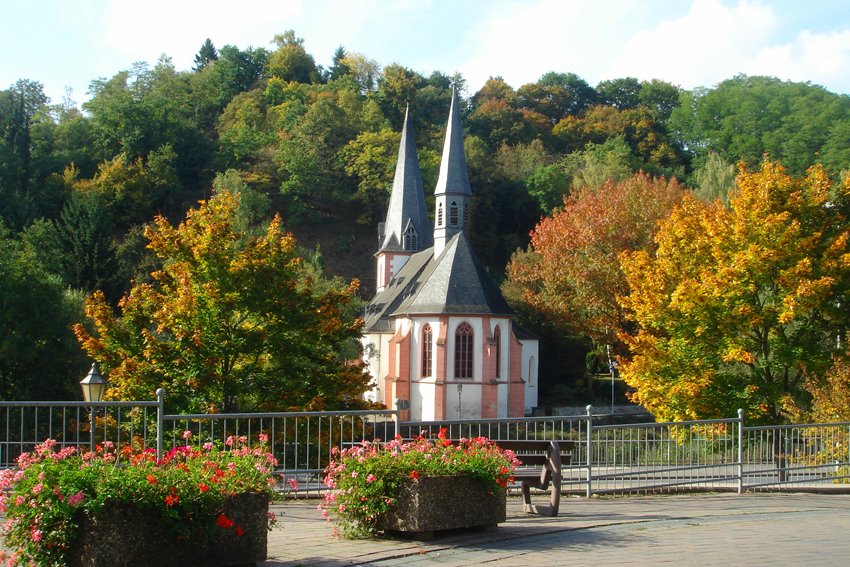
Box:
321, 429, 519, 538
0, 434, 279, 566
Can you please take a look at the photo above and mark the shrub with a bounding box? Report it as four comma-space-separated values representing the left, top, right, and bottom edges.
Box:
0, 434, 278, 566
321, 429, 519, 538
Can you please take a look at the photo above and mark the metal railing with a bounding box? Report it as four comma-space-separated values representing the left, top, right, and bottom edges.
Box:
2, 396, 849, 496
0, 399, 161, 467
160, 407, 397, 492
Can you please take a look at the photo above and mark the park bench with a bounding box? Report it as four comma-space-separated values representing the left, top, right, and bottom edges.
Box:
496, 440, 574, 517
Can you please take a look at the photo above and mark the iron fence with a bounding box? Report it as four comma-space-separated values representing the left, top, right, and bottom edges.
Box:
0, 399, 160, 468
2, 395, 849, 496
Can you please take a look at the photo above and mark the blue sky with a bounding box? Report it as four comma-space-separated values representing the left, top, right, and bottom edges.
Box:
3, 0, 850, 106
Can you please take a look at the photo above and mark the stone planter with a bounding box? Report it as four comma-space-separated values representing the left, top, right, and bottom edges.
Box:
69, 492, 269, 567
378, 476, 506, 537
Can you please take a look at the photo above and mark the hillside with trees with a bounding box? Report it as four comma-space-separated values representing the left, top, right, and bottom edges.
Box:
3, 31, 850, 419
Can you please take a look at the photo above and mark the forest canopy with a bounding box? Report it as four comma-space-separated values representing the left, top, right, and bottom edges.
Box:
3, 31, 850, 420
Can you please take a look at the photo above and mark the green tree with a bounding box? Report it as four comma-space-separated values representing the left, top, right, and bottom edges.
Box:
340, 128, 401, 222
266, 30, 318, 84
0, 223, 87, 400
596, 77, 642, 109
193, 38, 219, 71
74, 191, 371, 413
670, 75, 850, 178
620, 162, 850, 423
694, 151, 736, 204
20, 191, 122, 299
0, 80, 50, 227
562, 136, 638, 190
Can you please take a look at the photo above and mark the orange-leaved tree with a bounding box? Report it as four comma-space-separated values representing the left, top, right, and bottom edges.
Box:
619, 162, 850, 423
75, 190, 371, 413
504, 172, 687, 354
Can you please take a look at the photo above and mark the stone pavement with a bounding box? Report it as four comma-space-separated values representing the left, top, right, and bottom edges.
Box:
263, 493, 850, 566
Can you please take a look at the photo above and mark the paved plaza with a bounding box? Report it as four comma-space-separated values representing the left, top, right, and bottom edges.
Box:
264, 492, 850, 566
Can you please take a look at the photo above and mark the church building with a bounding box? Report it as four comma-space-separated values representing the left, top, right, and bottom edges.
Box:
361, 87, 539, 421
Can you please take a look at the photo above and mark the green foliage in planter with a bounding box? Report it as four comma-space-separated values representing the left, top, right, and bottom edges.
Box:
321, 430, 519, 538
0, 433, 278, 566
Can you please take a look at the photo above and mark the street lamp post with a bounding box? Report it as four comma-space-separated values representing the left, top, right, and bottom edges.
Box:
80, 363, 107, 451
456, 383, 463, 420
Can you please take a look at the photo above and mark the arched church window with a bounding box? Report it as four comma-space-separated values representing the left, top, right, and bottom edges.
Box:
421, 324, 432, 378
403, 225, 418, 251
455, 322, 473, 379
437, 203, 443, 226
449, 201, 459, 226
494, 326, 501, 378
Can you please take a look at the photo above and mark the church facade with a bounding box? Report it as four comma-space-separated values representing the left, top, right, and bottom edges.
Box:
361, 87, 539, 421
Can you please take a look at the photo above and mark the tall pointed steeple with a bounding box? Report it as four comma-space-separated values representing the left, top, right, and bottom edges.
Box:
433, 85, 472, 256
374, 103, 432, 293
378, 104, 431, 253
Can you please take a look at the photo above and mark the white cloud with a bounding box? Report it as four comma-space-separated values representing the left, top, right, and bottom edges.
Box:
102, 0, 305, 70
458, 0, 642, 92
750, 29, 850, 92
607, 0, 777, 89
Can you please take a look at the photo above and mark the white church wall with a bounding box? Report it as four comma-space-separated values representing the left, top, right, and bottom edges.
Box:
390, 254, 410, 280
412, 381, 437, 421
520, 339, 539, 413
448, 381, 480, 420
497, 382, 509, 417
362, 333, 392, 404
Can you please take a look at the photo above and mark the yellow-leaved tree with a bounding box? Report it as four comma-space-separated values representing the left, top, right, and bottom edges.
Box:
619, 161, 850, 423
75, 190, 371, 413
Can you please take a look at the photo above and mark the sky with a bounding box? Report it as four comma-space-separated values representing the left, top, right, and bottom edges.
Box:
3, 0, 850, 106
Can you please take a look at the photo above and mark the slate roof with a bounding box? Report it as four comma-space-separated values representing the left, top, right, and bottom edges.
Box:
379, 104, 432, 252
433, 85, 471, 197
364, 233, 513, 333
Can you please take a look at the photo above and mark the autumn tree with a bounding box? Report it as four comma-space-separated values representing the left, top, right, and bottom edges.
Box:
619, 162, 850, 423
505, 172, 687, 353
75, 191, 371, 413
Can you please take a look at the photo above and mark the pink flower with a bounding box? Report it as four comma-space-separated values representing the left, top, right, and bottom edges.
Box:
67, 491, 85, 507
182, 430, 192, 440
31, 529, 42, 543
203, 442, 214, 451
259, 433, 269, 443
31, 483, 43, 495
366, 474, 377, 483
288, 478, 299, 490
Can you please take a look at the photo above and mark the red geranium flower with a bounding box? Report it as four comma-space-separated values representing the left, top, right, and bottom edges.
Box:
216, 513, 234, 529
409, 470, 420, 480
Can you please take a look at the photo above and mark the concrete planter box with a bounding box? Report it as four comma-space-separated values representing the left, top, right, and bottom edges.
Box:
378, 476, 506, 537
69, 492, 269, 567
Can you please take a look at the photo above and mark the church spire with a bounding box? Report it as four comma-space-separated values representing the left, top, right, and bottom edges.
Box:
433, 85, 472, 256
378, 103, 431, 253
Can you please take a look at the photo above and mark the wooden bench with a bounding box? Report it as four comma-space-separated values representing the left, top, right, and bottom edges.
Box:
496, 440, 574, 517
